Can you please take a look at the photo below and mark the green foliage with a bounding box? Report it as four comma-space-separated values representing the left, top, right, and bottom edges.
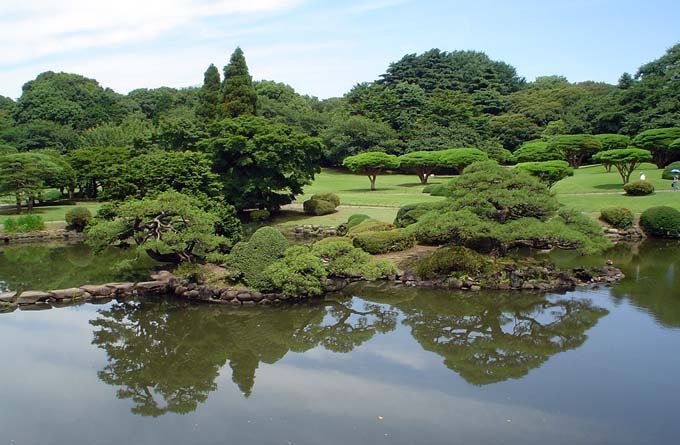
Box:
262, 245, 327, 297
398, 151, 442, 183
632, 127, 680, 168
624, 180, 655, 196
225, 227, 289, 287
2, 214, 45, 233
592, 148, 652, 184
487, 113, 541, 150
546, 134, 602, 168
302, 198, 337, 216
202, 115, 323, 211
310, 193, 340, 207
249, 209, 270, 221
515, 160, 574, 188
311, 239, 389, 279
437, 148, 488, 172
65, 206, 92, 232
414, 246, 489, 279
640, 206, 680, 238
352, 228, 416, 254
346, 214, 371, 229
594, 134, 631, 150
422, 183, 447, 196
0, 151, 65, 211
66, 146, 132, 199
600, 207, 634, 229
661, 161, 680, 180
321, 114, 402, 165
394, 202, 442, 227
79, 113, 153, 148
87, 191, 235, 263
347, 219, 393, 235
221, 47, 258, 118
197, 64, 222, 121
343, 152, 400, 190
512, 140, 560, 163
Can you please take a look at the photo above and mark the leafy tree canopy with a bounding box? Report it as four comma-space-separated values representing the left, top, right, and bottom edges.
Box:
343, 151, 400, 190
221, 47, 258, 118
515, 160, 574, 188
632, 127, 680, 168
592, 148, 653, 184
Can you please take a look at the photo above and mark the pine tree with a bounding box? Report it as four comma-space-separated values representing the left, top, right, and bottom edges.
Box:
197, 64, 221, 120
221, 47, 258, 118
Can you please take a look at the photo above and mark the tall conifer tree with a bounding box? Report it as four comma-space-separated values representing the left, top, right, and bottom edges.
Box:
197, 64, 221, 120
221, 47, 258, 118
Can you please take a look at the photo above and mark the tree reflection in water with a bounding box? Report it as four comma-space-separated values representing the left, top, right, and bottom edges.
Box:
90, 297, 397, 416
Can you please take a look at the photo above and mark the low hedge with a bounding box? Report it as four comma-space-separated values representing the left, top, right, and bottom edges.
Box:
414, 246, 489, 279
600, 207, 634, 229
65, 206, 92, 232
639, 206, 680, 238
303, 198, 337, 216
624, 180, 654, 196
310, 193, 340, 208
3, 214, 45, 233
661, 161, 680, 180
347, 214, 371, 229
352, 228, 415, 254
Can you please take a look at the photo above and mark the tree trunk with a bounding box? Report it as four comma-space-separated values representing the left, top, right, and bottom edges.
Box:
15, 193, 22, 214
369, 175, 377, 191
68, 187, 75, 200
27, 195, 35, 212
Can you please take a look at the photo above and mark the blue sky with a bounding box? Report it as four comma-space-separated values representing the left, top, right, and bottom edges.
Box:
0, 0, 678, 99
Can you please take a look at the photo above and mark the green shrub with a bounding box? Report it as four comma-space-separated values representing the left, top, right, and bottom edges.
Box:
313, 236, 354, 246
310, 193, 340, 208
414, 246, 489, 279
361, 260, 398, 280
262, 245, 327, 297
95, 202, 118, 221
42, 189, 62, 201
600, 207, 634, 229
2, 215, 45, 233
661, 161, 680, 180
303, 198, 337, 215
346, 214, 371, 229
249, 209, 270, 221
65, 206, 92, 232
640, 206, 680, 238
422, 183, 447, 196
394, 203, 441, 228
352, 228, 415, 254
226, 226, 289, 288
312, 239, 372, 277
347, 219, 393, 235
624, 180, 654, 196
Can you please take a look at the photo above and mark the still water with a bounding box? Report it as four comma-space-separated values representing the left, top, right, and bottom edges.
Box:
0, 241, 679, 444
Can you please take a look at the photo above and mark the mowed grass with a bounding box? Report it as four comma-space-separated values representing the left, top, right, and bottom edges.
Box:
0, 201, 101, 227
272, 206, 399, 227
553, 163, 680, 213
295, 168, 447, 207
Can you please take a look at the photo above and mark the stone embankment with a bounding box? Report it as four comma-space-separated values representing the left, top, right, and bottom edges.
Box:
0, 229, 84, 244
290, 225, 341, 238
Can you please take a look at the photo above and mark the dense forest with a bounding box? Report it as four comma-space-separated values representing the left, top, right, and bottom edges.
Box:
1, 44, 679, 214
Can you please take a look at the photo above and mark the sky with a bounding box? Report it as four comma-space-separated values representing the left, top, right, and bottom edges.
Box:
0, 0, 679, 100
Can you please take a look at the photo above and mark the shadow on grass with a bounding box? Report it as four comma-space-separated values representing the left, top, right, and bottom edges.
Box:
594, 183, 625, 191
395, 182, 445, 188
342, 188, 396, 192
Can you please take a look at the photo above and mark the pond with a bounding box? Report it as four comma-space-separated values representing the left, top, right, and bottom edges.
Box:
0, 241, 679, 444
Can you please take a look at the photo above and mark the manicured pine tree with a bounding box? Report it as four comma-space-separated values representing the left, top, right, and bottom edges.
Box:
221, 47, 258, 118
196, 64, 221, 120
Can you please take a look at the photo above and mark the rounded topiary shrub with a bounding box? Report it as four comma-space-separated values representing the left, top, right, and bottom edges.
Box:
347, 214, 371, 229
226, 226, 289, 287
65, 206, 92, 232
303, 199, 337, 216
249, 209, 270, 221
414, 246, 489, 280
310, 193, 340, 208
624, 180, 654, 196
639, 206, 680, 238
600, 207, 634, 229
352, 228, 415, 254
661, 161, 680, 180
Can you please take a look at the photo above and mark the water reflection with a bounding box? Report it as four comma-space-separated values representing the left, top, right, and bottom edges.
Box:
90, 289, 607, 416
90, 297, 397, 416
355, 285, 607, 385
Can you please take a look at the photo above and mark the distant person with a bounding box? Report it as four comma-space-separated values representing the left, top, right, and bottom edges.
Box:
673, 175, 679, 191
640, 172, 646, 181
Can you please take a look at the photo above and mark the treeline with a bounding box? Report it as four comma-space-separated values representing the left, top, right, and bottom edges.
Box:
0, 44, 679, 212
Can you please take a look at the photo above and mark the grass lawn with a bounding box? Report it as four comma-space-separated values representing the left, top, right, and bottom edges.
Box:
0, 201, 102, 227
295, 168, 447, 207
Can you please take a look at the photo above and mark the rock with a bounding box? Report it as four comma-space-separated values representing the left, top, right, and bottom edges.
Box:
448, 278, 463, 289
150, 271, 175, 282
228, 298, 241, 306
17, 291, 52, 305
250, 291, 263, 302
498, 282, 510, 290
184, 290, 200, 299
0, 291, 17, 303
470, 285, 481, 292
106, 282, 136, 296
135, 281, 169, 295
236, 292, 253, 302
49, 288, 85, 300
522, 281, 535, 290
80, 284, 115, 297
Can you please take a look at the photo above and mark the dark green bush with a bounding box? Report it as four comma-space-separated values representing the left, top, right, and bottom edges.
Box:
249, 209, 270, 221
303, 198, 337, 215
347, 219, 393, 235
65, 206, 92, 232
95, 202, 118, 221
600, 207, 634, 229
422, 183, 447, 196
346, 214, 371, 229
661, 161, 680, 180
352, 228, 415, 254
624, 180, 654, 196
414, 246, 489, 279
311, 239, 395, 280
226, 226, 289, 288
3, 215, 45, 233
310, 193, 340, 208
640, 206, 680, 238
313, 236, 354, 246
262, 245, 327, 297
